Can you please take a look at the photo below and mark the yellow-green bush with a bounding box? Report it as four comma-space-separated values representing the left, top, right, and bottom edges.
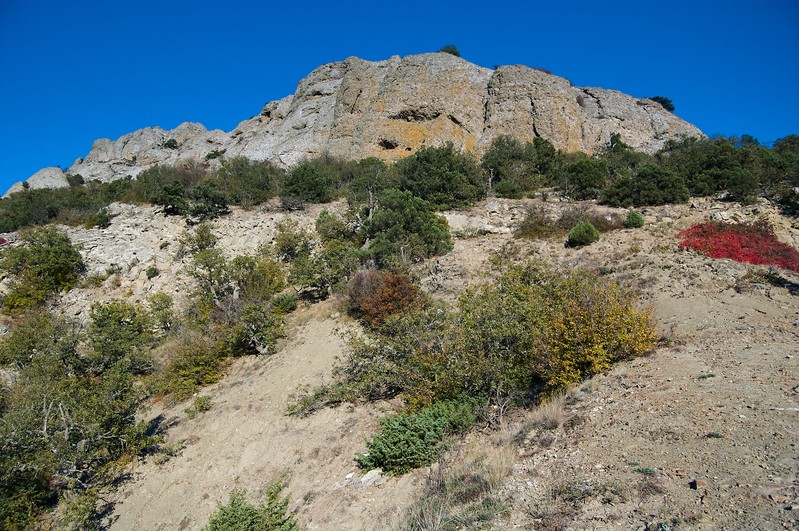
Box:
316, 263, 656, 411
0, 227, 85, 311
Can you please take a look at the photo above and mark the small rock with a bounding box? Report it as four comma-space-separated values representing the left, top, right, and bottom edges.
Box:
769, 494, 790, 503
360, 469, 381, 487
689, 479, 707, 490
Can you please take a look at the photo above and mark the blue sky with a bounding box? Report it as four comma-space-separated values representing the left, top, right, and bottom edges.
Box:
1, 0, 797, 192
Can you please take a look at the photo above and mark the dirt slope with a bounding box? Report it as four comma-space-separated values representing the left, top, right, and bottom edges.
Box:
100, 197, 798, 529
107, 302, 425, 530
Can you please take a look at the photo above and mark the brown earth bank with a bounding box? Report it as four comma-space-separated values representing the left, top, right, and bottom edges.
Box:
53, 196, 798, 530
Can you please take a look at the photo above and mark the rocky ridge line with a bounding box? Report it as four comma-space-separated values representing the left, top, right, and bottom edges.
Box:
6, 53, 704, 196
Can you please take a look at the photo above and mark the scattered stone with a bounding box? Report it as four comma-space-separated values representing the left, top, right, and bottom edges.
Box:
360, 469, 381, 488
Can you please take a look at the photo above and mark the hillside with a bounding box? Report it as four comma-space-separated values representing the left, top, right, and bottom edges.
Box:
4, 52, 702, 195
7, 195, 795, 530
1, 50, 797, 531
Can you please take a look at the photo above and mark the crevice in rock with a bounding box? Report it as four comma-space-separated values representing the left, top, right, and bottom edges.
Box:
349, 89, 363, 114
529, 96, 541, 137
448, 114, 463, 127
389, 108, 441, 122
581, 88, 605, 118
481, 93, 492, 134
378, 139, 398, 150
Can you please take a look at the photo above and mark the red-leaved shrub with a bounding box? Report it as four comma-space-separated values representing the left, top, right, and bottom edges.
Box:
678, 220, 799, 273
348, 270, 421, 327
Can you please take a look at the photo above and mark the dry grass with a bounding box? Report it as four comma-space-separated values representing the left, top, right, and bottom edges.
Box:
396, 436, 516, 530
530, 393, 567, 430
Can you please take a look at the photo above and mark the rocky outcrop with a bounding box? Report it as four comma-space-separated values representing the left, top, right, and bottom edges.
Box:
65, 122, 229, 184
7, 53, 704, 195
3, 167, 70, 197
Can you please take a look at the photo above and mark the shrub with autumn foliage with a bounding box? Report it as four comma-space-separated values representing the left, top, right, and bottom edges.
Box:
300, 263, 657, 415
678, 220, 799, 273
348, 269, 422, 327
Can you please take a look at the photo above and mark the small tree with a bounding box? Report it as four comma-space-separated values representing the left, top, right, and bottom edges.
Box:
566, 221, 600, 247
439, 45, 460, 57
624, 210, 645, 229
364, 189, 453, 267
203, 481, 297, 531
560, 156, 609, 200
395, 143, 485, 210
0, 227, 85, 311
650, 96, 675, 112
280, 161, 335, 207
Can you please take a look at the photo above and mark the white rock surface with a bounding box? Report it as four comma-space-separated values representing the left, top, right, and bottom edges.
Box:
6, 53, 704, 196
3, 167, 70, 197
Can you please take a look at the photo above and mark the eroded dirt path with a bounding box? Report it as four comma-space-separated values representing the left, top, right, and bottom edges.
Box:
106, 303, 423, 530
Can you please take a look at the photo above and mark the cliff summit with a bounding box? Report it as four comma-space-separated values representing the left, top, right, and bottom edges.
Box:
7, 53, 703, 195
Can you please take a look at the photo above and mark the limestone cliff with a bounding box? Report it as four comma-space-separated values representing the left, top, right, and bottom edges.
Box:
7, 53, 703, 195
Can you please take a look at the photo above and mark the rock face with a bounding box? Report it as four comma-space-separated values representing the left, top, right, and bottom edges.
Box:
7, 53, 704, 195
65, 122, 229, 183
3, 167, 70, 197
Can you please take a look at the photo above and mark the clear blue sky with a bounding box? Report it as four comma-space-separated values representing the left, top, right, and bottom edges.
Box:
1, 0, 797, 192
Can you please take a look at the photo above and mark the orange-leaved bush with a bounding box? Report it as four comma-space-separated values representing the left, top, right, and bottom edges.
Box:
678, 220, 799, 273
348, 270, 422, 327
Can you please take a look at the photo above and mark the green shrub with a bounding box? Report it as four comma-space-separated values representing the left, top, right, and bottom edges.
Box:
566, 221, 600, 247
602, 163, 691, 207
226, 304, 284, 356
494, 179, 523, 199
149, 335, 228, 401
0, 227, 85, 311
86, 207, 112, 229
439, 45, 461, 57
153, 180, 189, 215
288, 239, 360, 297
344, 157, 394, 208
274, 220, 313, 263
560, 156, 609, 200
395, 143, 485, 210
146, 266, 160, 279
322, 263, 657, 412
0, 311, 155, 528
649, 96, 675, 111
147, 292, 175, 336
205, 149, 224, 161
482, 135, 554, 194
178, 222, 219, 256
272, 293, 298, 314
280, 161, 336, 206
0, 179, 130, 232
216, 158, 273, 194
228, 253, 287, 304
624, 210, 645, 229
185, 395, 213, 419
356, 400, 478, 475
364, 188, 453, 267
124, 163, 208, 205
188, 180, 230, 219
315, 210, 354, 244
203, 481, 297, 531
86, 300, 154, 374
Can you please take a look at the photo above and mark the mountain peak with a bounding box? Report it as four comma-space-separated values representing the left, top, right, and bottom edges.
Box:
7, 53, 703, 195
